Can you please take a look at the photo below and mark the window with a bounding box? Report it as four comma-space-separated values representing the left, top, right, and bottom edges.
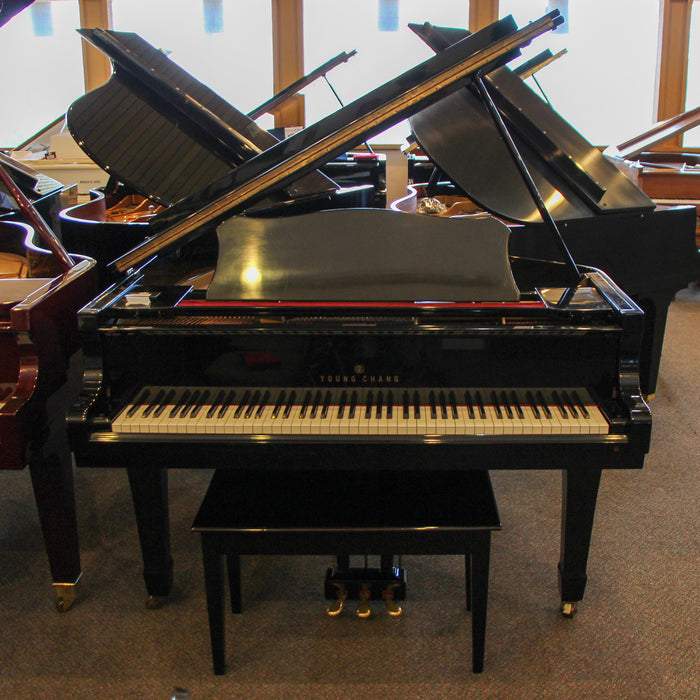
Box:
303, 0, 470, 144
499, 0, 661, 147
685, 0, 700, 147
0, 0, 84, 148
110, 0, 274, 127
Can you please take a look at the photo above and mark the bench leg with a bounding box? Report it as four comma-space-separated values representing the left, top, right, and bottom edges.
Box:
202, 536, 227, 675
226, 555, 242, 614
470, 531, 491, 674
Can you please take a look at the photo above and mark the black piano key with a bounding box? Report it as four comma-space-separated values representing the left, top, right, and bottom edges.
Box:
320, 390, 331, 419
126, 388, 151, 418
448, 390, 458, 419
282, 390, 296, 419
562, 390, 579, 419
499, 390, 513, 419
439, 390, 448, 419
142, 388, 165, 418
179, 389, 201, 419
337, 390, 347, 419
552, 390, 568, 418
205, 389, 226, 419
525, 390, 541, 419
429, 390, 437, 420
255, 390, 271, 419
170, 389, 191, 419
217, 389, 236, 419
153, 389, 176, 419
491, 391, 503, 420
271, 390, 286, 419
309, 390, 322, 419
364, 391, 373, 419
403, 391, 410, 420
386, 391, 393, 419
189, 389, 210, 419
572, 390, 590, 418
233, 389, 252, 419
299, 390, 312, 419
464, 390, 475, 420
413, 390, 421, 419
535, 390, 552, 419
510, 390, 524, 419
348, 390, 358, 419
243, 390, 261, 420
475, 391, 486, 419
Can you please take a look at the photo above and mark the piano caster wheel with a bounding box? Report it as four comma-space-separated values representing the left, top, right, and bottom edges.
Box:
53, 582, 78, 612
383, 586, 402, 617
356, 587, 371, 618
561, 601, 577, 618
327, 585, 348, 616
145, 595, 166, 610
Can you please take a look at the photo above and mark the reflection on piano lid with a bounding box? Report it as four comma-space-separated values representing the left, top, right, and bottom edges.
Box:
110, 12, 565, 274
67, 28, 337, 208
209, 209, 518, 302
407, 23, 655, 223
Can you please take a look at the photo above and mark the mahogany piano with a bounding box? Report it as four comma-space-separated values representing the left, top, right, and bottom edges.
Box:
0, 161, 96, 610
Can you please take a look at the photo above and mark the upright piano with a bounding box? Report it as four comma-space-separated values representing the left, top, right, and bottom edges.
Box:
67, 12, 656, 617
0, 163, 96, 610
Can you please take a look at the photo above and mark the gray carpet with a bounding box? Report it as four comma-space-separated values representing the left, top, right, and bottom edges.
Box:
0, 293, 698, 699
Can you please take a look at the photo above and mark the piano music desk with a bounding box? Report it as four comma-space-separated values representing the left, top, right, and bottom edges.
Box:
192, 468, 501, 675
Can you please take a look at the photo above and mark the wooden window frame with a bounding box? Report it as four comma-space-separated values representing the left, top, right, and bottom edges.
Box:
74, 0, 696, 149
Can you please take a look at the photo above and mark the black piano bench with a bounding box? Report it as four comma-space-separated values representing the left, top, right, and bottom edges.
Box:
192, 468, 501, 675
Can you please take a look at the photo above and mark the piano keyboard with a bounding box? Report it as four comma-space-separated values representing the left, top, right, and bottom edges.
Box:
112, 386, 609, 436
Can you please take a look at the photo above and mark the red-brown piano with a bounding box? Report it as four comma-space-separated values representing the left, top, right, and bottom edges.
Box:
0, 162, 96, 610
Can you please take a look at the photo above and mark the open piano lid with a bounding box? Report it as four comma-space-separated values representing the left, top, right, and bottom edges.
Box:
110, 11, 565, 275
67, 28, 337, 207
408, 22, 655, 224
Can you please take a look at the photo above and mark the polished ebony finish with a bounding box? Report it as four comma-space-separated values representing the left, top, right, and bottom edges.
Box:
67, 208, 651, 609
193, 468, 500, 674
68, 29, 335, 207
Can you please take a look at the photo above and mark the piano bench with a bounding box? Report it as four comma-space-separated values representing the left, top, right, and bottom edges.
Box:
192, 468, 501, 675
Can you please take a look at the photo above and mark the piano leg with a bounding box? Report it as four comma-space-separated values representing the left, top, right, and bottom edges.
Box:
27, 417, 81, 612
558, 467, 602, 616
127, 465, 174, 607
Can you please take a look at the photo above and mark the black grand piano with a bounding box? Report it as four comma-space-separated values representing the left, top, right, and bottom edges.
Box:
397, 22, 699, 397
68, 12, 657, 617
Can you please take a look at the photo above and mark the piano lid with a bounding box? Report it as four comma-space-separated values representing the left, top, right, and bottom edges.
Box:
208, 208, 519, 302
67, 29, 337, 207
0, 0, 34, 27
112, 12, 565, 274
605, 105, 700, 161
408, 23, 655, 224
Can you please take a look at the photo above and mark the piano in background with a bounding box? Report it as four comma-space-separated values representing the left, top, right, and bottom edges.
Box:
0, 152, 68, 235
0, 163, 96, 611
57, 30, 383, 287
395, 23, 699, 397
68, 12, 654, 618
604, 105, 700, 247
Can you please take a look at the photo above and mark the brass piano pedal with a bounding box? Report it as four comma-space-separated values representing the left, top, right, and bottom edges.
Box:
327, 584, 348, 616
356, 586, 371, 618
382, 586, 402, 617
